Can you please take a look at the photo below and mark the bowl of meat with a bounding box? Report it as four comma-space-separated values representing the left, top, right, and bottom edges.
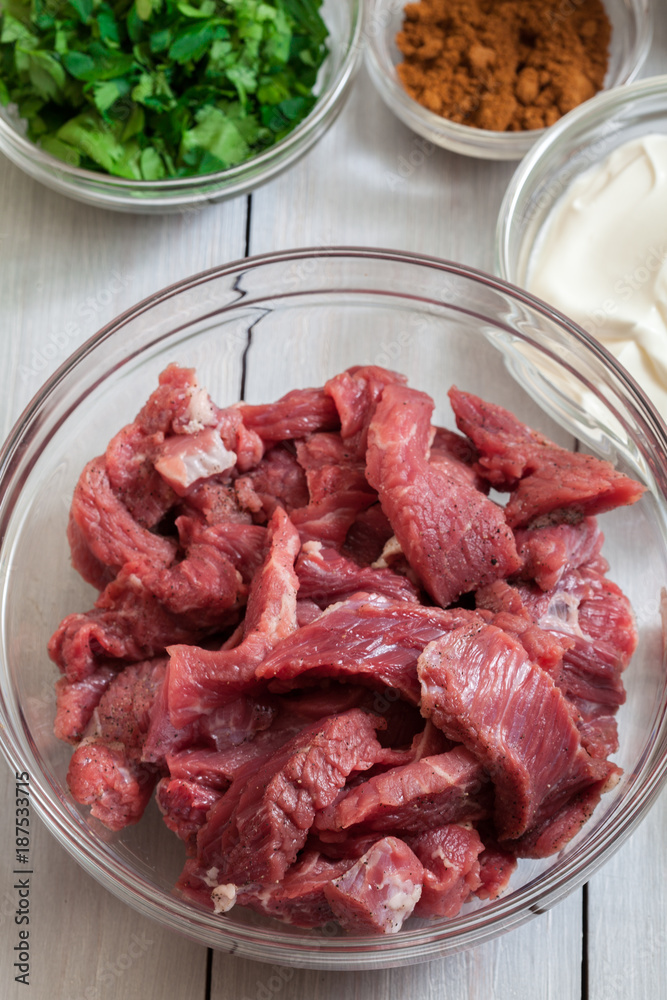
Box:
0, 248, 666, 969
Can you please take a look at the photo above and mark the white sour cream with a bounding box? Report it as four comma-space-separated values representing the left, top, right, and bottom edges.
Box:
528, 134, 667, 417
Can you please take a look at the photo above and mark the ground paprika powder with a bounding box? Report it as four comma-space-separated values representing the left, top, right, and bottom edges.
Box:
396, 0, 611, 131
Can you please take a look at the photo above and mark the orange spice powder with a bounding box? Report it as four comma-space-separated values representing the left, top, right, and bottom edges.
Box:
396, 0, 611, 132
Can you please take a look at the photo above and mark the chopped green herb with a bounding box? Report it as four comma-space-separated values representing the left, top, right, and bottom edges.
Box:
0, 0, 328, 179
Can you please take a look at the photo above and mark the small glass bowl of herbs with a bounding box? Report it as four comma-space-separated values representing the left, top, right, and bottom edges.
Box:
0, 0, 361, 211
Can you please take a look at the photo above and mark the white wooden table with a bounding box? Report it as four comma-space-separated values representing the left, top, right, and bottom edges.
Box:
1, 12, 666, 999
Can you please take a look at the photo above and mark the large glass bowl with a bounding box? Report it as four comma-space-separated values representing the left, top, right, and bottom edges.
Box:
0, 0, 361, 214
365, 0, 653, 161
0, 248, 666, 970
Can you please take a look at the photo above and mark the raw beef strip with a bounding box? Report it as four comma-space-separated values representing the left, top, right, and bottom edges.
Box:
141, 519, 267, 623
296, 540, 420, 607
291, 433, 377, 548
68, 456, 177, 584
66, 519, 114, 591
142, 668, 277, 765
474, 836, 518, 900
409, 823, 483, 918
90, 658, 168, 754
166, 740, 290, 791
236, 852, 353, 927
131, 364, 263, 474
475, 579, 573, 681
573, 697, 619, 759
67, 742, 156, 831
163, 704, 308, 796
203, 709, 382, 886
324, 365, 407, 458
234, 445, 309, 521
449, 388, 645, 528
183, 522, 268, 585
156, 777, 222, 843
106, 363, 262, 529
156, 697, 281, 780
104, 364, 203, 527
516, 566, 636, 709
576, 566, 638, 666
307, 829, 381, 861
53, 520, 264, 681
167, 507, 300, 727
216, 409, 264, 474
106, 420, 176, 529
239, 387, 340, 441
49, 568, 221, 682
315, 746, 491, 835
181, 480, 252, 527
135, 363, 213, 436
366, 383, 521, 607
514, 517, 604, 591
343, 504, 394, 566
418, 622, 615, 842
510, 764, 621, 858
296, 599, 324, 626
67, 658, 169, 830
324, 836, 424, 934
256, 592, 483, 705
559, 641, 627, 710
199, 695, 278, 749
54, 666, 116, 744
429, 426, 487, 492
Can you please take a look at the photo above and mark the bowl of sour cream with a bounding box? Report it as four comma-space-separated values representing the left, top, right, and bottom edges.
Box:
496, 75, 667, 420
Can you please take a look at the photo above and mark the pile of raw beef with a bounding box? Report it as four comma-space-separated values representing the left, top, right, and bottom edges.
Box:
50, 364, 644, 934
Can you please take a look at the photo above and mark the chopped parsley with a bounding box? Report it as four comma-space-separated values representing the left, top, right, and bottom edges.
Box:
0, 0, 328, 179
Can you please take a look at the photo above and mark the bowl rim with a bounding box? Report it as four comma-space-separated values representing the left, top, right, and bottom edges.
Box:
1, 246, 667, 969
0, 0, 363, 194
364, 0, 653, 155
495, 73, 667, 283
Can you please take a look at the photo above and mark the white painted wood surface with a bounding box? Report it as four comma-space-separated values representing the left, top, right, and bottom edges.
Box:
0, 9, 665, 998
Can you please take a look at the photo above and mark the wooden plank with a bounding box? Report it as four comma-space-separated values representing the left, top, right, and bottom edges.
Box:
0, 156, 249, 997
0, 157, 249, 432
249, 64, 516, 273
210, 894, 581, 1000
587, 790, 667, 1000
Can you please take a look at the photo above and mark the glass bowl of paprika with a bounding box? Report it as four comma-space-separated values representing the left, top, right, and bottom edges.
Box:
364, 0, 653, 161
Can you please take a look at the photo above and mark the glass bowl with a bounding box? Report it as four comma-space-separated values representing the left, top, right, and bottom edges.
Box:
0, 248, 666, 970
0, 0, 361, 214
496, 75, 667, 286
365, 0, 653, 161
